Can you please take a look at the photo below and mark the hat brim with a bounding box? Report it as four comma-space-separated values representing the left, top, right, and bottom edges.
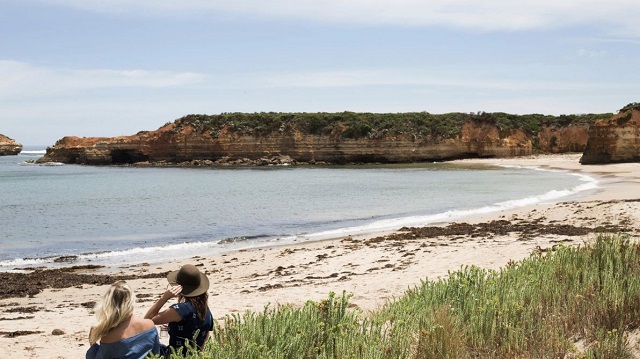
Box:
167, 270, 210, 297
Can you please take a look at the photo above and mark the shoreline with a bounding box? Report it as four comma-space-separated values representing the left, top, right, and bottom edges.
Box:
2, 154, 640, 358
0, 156, 599, 272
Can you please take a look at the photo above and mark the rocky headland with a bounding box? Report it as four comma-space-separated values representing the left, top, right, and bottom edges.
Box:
580, 104, 640, 165
0, 134, 22, 156
37, 111, 605, 166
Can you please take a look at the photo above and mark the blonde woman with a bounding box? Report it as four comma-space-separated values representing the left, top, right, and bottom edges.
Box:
86, 281, 161, 359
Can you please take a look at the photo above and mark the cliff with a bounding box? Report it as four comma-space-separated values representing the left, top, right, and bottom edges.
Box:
37, 112, 600, 166
580, 105, 640, 165
0, 134, 22, 156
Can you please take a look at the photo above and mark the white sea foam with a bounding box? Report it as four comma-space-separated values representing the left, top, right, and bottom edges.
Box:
0, 257, 51, 268
280, 169, 599, 243
21, 150, 47, 155
79, 241, 224, 263
0, 241, 226, 270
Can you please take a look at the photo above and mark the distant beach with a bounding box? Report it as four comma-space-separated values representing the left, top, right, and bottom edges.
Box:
1, 154, 640, 358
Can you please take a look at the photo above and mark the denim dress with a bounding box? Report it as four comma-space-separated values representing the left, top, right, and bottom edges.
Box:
86, 327, 161, 359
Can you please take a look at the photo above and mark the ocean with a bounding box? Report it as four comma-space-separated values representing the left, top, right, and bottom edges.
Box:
0, 148, 597, 271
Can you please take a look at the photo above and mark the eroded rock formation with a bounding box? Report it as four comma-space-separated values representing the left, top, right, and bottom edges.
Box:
0, 134, 22, 156
538, 124, 590, 154
580, 107, 640, 165
37, 115, 592, 166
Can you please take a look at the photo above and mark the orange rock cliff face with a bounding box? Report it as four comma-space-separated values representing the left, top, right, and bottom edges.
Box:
0, 134, 22, 156
580, 108, 640, 165
37, 119, 591, 166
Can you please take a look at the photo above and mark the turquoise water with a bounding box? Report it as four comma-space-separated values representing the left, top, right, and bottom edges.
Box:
0, 149, 596, 270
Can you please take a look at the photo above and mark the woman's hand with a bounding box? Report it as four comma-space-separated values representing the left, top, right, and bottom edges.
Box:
161, 284, 182, 301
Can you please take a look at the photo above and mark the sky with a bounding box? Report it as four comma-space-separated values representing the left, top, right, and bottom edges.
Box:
1, 1, 640, 146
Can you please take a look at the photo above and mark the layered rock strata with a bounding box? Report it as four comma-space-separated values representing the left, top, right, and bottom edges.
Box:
0, 134, 22, 156
580, 108, 640, 165
37, 119, 591, 166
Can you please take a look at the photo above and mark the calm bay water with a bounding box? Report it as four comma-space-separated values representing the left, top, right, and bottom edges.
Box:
0, 148, 597, 270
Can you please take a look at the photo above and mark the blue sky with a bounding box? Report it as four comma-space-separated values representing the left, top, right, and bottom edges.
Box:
1, 0, 639, 145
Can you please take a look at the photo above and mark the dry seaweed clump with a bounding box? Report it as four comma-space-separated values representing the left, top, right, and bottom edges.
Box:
0, 266, 167, 299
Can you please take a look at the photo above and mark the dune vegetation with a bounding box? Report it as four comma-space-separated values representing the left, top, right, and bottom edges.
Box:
153, 233, 640, 358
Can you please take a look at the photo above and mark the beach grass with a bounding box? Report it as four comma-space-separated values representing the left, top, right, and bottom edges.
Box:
152, 233, 640, 358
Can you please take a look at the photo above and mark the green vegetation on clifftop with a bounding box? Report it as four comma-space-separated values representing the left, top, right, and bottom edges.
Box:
172, 111, 611, 141
620, 102, 640, 112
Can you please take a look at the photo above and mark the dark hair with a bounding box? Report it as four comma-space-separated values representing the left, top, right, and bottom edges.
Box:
183, 292, 208, 321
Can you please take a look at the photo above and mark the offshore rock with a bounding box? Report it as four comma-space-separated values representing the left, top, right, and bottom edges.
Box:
37, 116, 588, 166
580, 107, 640, 164
0, 134, 23, 156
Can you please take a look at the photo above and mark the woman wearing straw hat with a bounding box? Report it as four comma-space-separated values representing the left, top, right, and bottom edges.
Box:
145, 264, 214, 356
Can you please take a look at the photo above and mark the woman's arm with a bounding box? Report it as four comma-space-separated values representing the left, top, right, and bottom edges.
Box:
145, 285, 183, 324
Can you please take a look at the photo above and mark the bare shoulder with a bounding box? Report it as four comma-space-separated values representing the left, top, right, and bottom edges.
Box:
141, 318, 156, 330
132, 316, 157, 331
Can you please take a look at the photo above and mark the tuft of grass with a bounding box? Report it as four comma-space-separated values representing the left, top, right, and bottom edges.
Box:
150, 233, 640, 358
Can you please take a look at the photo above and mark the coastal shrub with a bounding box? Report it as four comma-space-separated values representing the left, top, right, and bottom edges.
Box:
617, 112, 633, 125
155, 233, 640, 358
619, 102, 640, 112
170, 111, 612, 141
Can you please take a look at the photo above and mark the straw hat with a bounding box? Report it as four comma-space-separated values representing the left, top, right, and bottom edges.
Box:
166, 264, 209, 297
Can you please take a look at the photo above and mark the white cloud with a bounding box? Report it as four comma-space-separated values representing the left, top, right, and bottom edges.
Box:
2, 59, 633, 103
577, 48, 607, 58
0, 60, 206, 99
31, 0, 640, 35
255, 68, 635, 93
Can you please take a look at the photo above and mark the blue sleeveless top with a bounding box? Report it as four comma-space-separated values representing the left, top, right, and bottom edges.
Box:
86, 327, 161, 359
167, 302, 214, 353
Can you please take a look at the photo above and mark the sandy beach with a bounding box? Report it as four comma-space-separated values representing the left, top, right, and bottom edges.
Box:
2, 153, 640, 358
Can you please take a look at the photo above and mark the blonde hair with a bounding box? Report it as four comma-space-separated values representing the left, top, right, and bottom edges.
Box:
89, 281, 136, 345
